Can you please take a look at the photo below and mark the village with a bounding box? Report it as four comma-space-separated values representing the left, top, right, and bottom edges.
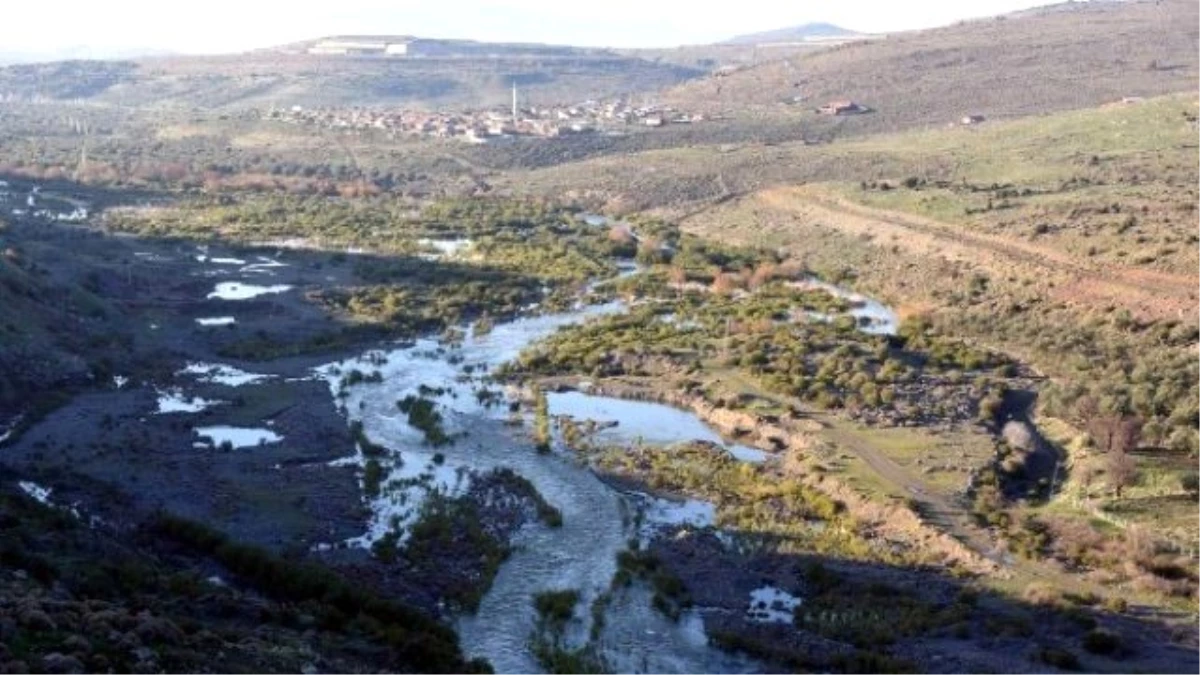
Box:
263, 93, 709, 143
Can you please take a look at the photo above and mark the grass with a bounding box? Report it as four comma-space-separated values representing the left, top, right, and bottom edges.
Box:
822, 95, 1200, 276
533, 589, 580, 632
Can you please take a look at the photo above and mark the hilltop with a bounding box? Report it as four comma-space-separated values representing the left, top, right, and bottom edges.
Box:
726, 22, 863, 44
0, 37, 703, 110
271, 35, 611, 58
662, 0, 1198, 133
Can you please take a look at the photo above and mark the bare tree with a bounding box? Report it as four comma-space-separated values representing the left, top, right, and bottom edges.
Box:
710, 271, 741, 295
1108, 447, 1137, 498
1076, 397, 1142, 498
1079, 400, 1143, 456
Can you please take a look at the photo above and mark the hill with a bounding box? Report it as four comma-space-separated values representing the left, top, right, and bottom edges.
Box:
662, 0, 1198, 133
726, 22, 862, 44
0, 39, 704, 110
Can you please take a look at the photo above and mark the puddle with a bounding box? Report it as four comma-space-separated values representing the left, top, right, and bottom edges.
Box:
746, 586, 801, 624
417, 238, 473, 260
793, 278, 898, 336
156, 389, 222, 414
18, 481, 52, 504
195, 317, 236, 326
241, 257, 288, 273
641, 497, 716, 531
207, 282, 292, 300
43, 207, 88, 221
0, 414, 24, 444
726, 445, 767, 463
547, 391, 767, 463
195, 426, 282, 448
179, 362, 272, 387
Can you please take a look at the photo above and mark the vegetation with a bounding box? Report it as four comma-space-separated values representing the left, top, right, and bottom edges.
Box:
533, 589, 580, 633
397, 496, 508, 612
529, 639, 608, 675
0, 486, 492, 673
613, 548, 692, 621
794, 576, 972, 647
147, 512, 488, 672
531, 385, 552, 453
509, 280, 1017, 428
397, 394, 452, 447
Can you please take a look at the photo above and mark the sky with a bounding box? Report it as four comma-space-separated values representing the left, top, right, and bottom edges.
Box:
1, 0, 1072, 55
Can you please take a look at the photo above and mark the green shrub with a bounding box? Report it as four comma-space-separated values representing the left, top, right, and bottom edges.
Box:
1038, 647, 1081, 670
533, 589, 580, 632
1082, 629, 1122, 656
147, 514, 480, 672
1180, 472, 1199, 497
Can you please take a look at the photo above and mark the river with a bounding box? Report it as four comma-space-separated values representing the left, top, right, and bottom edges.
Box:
316, 263, 898, 673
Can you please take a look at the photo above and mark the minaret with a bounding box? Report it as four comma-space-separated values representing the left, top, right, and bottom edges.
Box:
511, 81, 518, 125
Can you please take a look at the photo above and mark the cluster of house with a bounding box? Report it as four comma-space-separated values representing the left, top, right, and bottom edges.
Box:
812, 99, 991, 127
263, 99, 706, 143
301, 37, 580, 59
815, 100, 872, 115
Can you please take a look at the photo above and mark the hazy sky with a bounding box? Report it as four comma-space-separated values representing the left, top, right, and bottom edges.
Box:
2, 0, 1069, 53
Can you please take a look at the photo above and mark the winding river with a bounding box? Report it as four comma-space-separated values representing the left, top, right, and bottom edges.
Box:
316, 271, 899, 673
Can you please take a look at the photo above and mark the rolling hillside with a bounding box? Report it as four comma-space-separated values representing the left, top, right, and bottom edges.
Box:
0, 40, 704, 110
662, 0, 1198, 133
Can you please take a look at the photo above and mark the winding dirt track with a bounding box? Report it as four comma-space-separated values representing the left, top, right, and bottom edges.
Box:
754, 185, 1198, 322
809, 412, 1011, 565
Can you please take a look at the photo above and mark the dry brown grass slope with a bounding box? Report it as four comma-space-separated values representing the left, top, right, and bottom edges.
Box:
661, 0, 1198, 135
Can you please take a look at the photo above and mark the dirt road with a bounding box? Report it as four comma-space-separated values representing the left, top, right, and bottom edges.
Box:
749, 185, 1197, 321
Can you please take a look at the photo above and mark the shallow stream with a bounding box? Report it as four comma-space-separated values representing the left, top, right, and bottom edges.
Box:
311, 266, 900, 672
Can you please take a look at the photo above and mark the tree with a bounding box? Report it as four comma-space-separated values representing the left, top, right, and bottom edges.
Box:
748, 262, 777, 290
1107, 448, 1137, 499
1181, 472, 1199, 498
710, 272, 742, 295
1079, 400, 1143, 457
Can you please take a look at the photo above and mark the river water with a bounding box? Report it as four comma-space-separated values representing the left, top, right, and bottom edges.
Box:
315, 299, 767, 672
315, 266, 898, 673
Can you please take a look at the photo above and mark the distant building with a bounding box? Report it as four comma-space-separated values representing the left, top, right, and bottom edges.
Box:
643, 116, 665, 127
816, 100, 870, 116
307, 39, 412, 56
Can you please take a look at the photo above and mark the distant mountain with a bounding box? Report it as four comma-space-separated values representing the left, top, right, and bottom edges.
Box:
726, 22, 862, 44
0, 46, 174, 65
